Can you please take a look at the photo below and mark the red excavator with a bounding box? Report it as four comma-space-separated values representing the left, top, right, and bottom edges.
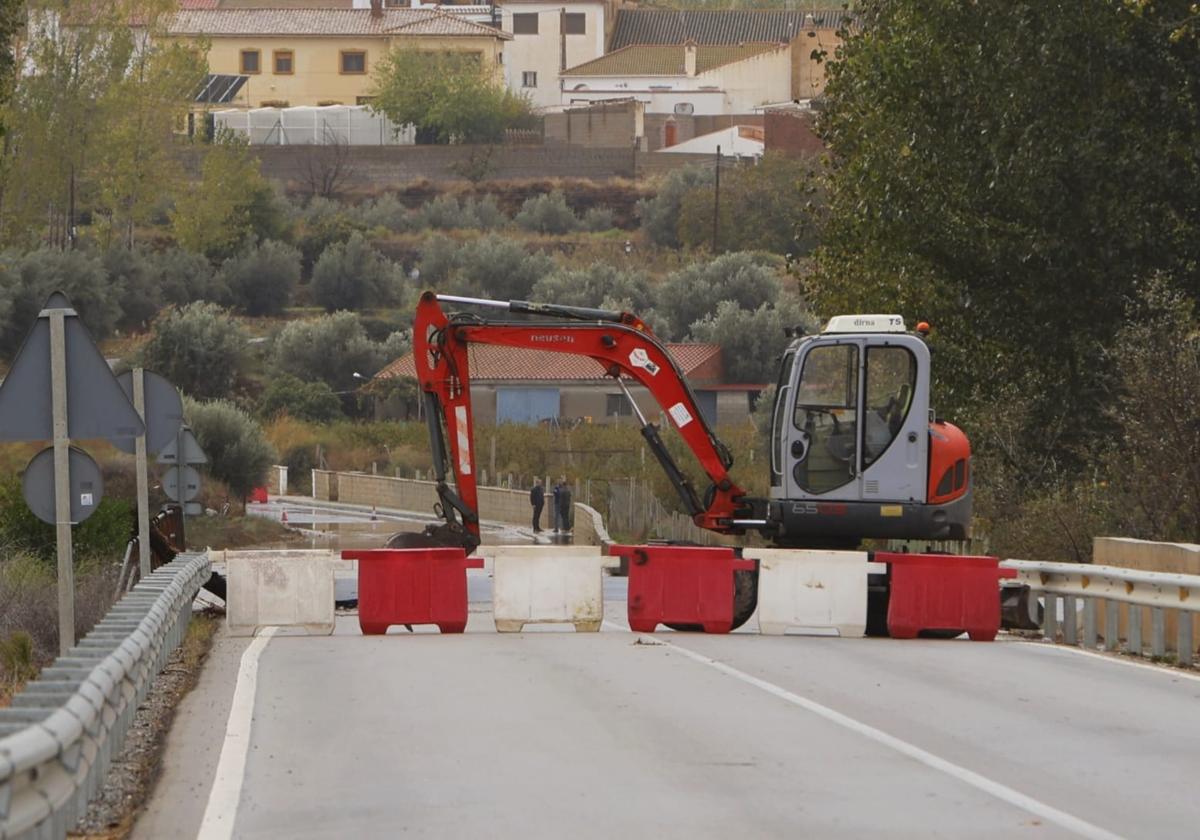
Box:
404, 291, 973, 629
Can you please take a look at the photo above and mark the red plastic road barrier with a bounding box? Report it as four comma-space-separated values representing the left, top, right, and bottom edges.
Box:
342, 548, 484, 635
248, 486, 269, 504
876, 553, 1017, 642
609, 545, 755, 634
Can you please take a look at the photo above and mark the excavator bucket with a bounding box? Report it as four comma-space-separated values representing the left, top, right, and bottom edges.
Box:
386, 523, 480, 553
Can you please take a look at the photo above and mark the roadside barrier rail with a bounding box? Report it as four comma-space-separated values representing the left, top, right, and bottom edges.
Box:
1002, 559, 1200, 665
0, 551, 210, 840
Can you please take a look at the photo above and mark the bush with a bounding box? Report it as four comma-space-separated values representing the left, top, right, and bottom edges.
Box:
296, 211, 362, 272
687, 297, 814, 383
139, 302, 247, 399
0, 248, 121, 360
454, 234, 554, 300
0, 476, 132, 564
530, 264, 655, 311
103, 248, 162, 331
271, 311, 390, 389
637, 166, 714, 248
581, 206, 616, 233
356, 194, 413, 231
655, 252, 783, 339
466, 195, 507, 230
151, 248, 230, 307
416, 233, 462, 287
185, 397, 277, 503
258, 374, 344, 423
219, 239, 302, 317
416, 195, 475, 230
514, 191, 579, 234
311, 233, 400, 311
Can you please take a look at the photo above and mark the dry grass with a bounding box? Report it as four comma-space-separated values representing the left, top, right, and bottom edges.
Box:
184, 513, 306, 551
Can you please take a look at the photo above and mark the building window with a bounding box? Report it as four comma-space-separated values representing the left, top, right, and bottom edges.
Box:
273, 50, 293, 75
522, 70, 537, 88
340, 50, 367, 75
606, 394, 632, 417
240, 49, 261, 75
564, 13, 586, 35
512, 12, 538, 34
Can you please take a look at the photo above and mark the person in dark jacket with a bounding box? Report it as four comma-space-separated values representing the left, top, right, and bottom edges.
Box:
530, 479, 545, 532
551, 480, 563, 533
557, 476, 573, 534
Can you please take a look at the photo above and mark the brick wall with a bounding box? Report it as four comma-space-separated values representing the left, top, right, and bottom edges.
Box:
764, 109, 824, 157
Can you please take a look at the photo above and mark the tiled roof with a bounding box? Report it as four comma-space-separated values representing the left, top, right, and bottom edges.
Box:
610, 9, 853, 50
166, 8, 510, 37
562, 43, 782, 77
377, 343, 724, 383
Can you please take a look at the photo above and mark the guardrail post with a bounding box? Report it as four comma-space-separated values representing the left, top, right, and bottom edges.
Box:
1043, 593, 1058, 641
1178, 612, 1193, 667
1063, 596, 1077, 645
1082, 598, 1097, 649
1152, 608, 1166, 658
1128, 605, 1142, 655
1104, 600, 1119, 651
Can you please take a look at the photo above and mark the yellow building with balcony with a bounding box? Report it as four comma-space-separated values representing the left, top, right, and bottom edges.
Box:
167, 6, 511, 108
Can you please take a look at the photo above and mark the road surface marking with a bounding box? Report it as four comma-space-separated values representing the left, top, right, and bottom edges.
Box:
641, 631, 1123, 840
1016, 640, 1200, 683
197, 627, 278, 840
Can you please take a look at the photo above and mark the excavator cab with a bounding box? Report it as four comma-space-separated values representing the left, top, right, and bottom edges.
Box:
767, 315, 971, 546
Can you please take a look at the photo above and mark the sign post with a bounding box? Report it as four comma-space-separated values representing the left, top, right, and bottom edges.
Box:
48, 307, 74, 655
133, 369, 152, 578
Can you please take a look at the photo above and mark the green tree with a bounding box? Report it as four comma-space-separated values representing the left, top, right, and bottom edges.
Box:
677, 153, 823, 255
270, 312, 390, 390
637, 165, 714, 248
0, 248, 121, 359
172, 133, 287, 259
655, 252, 783, 339
219, 239, 301, 317
311, 233, 399, 312
687, 296, 814, 384
257, 374, 344, 423
370, 49, 535, 144
139, 302, 247, 399
514, 191, 579, 234
453, 234, 554, 300
812, 0, 1200, 468
185, 397, 276, 504
531, 264, 655, 312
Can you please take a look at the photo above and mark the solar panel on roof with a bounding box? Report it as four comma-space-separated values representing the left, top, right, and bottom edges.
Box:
194, 74, 248, 105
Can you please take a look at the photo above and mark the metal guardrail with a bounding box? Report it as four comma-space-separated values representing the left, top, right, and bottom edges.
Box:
0, 551, 210, 840
1003, 559, 1200, 665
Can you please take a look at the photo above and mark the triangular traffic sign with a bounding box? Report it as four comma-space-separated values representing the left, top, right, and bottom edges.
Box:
158, 427, 209, 465
0, 292, 144, 443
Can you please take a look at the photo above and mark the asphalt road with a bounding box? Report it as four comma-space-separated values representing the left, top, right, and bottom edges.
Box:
133, 580, 1200, 840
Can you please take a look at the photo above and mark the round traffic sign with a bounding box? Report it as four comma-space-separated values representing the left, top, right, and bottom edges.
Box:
22, 446, 105, 525
163, 465, 202, 503
114, 369, 184, 455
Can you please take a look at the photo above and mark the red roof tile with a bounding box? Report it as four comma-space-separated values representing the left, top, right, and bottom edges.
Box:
378, 343, 725, 384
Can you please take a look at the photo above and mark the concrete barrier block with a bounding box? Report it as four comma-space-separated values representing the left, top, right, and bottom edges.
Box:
226, 550, 336, 636
749, 549, 874, 637
485, 547, 612, 632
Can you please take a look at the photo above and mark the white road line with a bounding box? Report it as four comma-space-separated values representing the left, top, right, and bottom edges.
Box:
197, 627, 279, 840
640, 631, 1124, 840
1015, 640, 1200, 683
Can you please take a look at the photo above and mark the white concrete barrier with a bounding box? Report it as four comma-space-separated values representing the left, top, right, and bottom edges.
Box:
225, 550, 337, 636
749, 549, 880, 637
484, 546, 615, 632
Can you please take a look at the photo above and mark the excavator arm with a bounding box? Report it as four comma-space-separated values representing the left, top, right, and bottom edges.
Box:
410, 291, 752, 552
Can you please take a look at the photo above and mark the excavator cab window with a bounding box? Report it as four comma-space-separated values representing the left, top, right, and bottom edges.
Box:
862, 345, 917, 467
792, 343, 858, 494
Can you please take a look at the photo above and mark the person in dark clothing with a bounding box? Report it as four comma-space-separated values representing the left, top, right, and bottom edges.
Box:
551, 480, 563, 533
530, 479, 545, 532
557, 476, 573, 534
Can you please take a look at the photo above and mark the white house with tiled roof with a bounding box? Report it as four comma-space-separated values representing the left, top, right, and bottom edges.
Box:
559, 41, 792, 117
494, 0, 608, 110
165, 4, 511, 108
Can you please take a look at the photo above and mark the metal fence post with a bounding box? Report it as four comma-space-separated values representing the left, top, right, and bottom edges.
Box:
1152, 608, 1166, 658
1063, 596, 1077, 645
1043, 593, 1058, 642
1178, 612, 1193, 667
1083, 599, 1097, 649
1104, 600, 1119, 651
1128, 605, 1143, 656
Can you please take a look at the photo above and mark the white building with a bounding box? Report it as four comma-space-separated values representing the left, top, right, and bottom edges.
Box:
496, 0, 607, 110
657, 125, 764, 158
560, 41, 792, 117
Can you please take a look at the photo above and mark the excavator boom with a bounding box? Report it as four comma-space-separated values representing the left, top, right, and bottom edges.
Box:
410, 291, 751, 551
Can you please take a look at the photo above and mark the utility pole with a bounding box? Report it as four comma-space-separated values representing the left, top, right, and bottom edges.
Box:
712, 145, 722, 252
